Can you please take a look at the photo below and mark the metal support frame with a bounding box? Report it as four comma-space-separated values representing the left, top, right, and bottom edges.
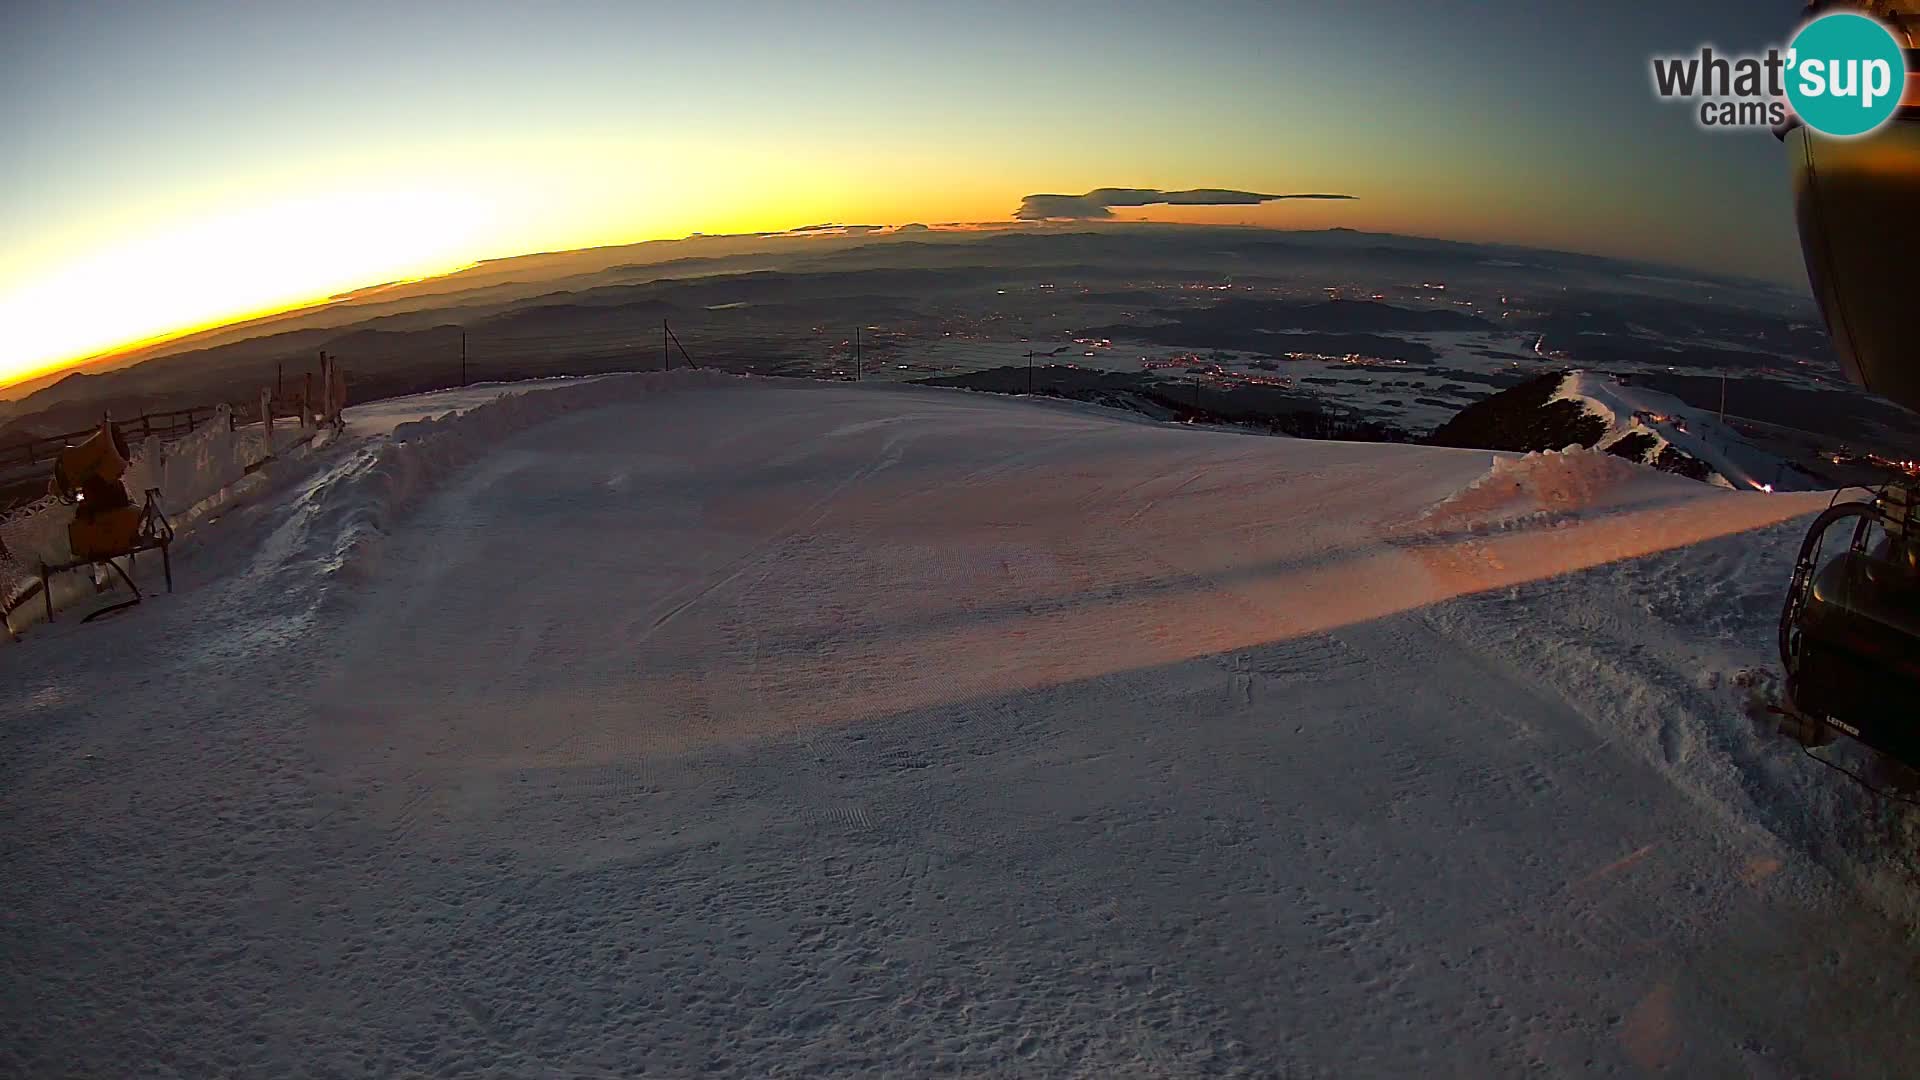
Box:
37, 489, 175, 625
1776, 475, 1920, 771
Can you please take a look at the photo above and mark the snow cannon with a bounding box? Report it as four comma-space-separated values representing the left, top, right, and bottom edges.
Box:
52, 422, 137, 560
35, 421, 174, 624
1775, 1, 1920, 781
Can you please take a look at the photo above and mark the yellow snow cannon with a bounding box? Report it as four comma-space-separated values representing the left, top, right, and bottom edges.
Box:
38, 421, 174, 623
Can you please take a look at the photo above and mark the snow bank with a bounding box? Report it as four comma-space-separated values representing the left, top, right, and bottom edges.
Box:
341, 373, 625, 437
1414, 444, 1701, 533
285, 369, 740, 585
122, 407, 318, 527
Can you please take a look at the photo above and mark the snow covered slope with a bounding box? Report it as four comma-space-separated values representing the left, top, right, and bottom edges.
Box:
4, 374, 1917, 1076
1433, 370, 1827, 492
1554, 370, 1821, 492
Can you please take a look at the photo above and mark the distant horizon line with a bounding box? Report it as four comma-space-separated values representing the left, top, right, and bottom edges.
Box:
0, 217, 1806, 397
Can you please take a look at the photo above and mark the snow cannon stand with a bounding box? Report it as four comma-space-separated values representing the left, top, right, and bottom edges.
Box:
1778, 477, 1920, 778
38, 422, 175, 624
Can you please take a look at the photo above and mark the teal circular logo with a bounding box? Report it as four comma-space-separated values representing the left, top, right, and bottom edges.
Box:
1786, 12, 1908, 137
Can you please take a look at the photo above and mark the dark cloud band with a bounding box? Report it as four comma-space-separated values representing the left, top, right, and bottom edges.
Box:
1015, 187, 1354, 221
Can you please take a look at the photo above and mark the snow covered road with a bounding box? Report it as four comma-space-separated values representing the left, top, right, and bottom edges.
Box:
5, 376, 1918, 1076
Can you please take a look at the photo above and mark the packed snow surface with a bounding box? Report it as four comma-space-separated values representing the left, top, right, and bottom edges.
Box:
341, 374, 624, 437
4, 373, 1918, 1076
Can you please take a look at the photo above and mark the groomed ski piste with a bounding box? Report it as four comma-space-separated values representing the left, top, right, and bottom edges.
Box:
4, 370, 1918, 1076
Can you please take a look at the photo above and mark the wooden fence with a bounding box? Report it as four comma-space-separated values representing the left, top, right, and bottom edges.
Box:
0, 356, 347, 514
0, 405, 222, 473
226, 395, 312, 432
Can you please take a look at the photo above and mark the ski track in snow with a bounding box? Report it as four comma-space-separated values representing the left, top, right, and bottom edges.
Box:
3, 374, 1918, 1077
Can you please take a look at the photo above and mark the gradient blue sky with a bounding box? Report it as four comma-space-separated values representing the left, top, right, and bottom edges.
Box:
2, 0, 1808, 384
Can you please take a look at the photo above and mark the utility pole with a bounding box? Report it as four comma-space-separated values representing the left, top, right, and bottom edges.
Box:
664, 321, 697, 370
460, 330, 468, 387
275, 361, 283, 402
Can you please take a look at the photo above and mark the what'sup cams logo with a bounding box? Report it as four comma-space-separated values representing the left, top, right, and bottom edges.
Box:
1652, 10, 1909, 136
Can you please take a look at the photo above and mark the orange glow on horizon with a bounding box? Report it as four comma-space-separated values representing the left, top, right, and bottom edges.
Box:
2, 184, 1742, 395
0, 263, 483, 393
0, 185, 521, 392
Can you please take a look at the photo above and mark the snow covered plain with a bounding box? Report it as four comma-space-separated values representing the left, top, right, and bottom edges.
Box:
4, 372, 1919, 1077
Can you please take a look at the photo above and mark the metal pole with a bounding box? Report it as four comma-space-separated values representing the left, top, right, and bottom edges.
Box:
1719, 374, 1727, 423
1027, 350, 1034, 394
461, 330, 468, 387
665, 322, 697, 369
663, 320, 670, 372
855, 326, 861, 381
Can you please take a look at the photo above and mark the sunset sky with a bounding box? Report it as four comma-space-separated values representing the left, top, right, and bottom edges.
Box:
3, 0, 1805, 388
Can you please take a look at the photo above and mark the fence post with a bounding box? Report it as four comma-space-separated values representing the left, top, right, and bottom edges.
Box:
320, 354, 334, 426
330, 358, 346, 428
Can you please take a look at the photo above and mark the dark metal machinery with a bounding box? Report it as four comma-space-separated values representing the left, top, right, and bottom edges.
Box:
1776, 1, 1920, 773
